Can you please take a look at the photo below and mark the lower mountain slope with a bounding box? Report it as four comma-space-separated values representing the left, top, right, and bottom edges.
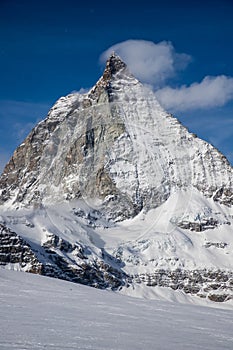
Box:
0, 190, 233, 303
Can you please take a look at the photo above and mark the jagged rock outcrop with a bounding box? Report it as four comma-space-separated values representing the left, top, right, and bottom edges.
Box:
0, 224, 42, 273
41, 233, 126, 289
131, 269, 233, 302
0, 225, 126, 289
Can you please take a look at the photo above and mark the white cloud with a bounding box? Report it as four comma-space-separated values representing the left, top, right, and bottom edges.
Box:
71, 88, 89, 94
100, 40, 191, 86
156, 75, 233, 111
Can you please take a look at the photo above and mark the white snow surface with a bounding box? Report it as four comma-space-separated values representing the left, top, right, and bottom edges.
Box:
0, 269, 233, 350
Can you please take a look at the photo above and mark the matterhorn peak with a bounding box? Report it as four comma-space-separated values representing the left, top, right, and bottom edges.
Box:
1, 54, 233, 303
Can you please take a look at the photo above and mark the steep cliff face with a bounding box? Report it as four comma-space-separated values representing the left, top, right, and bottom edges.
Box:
0, 54, 233, 303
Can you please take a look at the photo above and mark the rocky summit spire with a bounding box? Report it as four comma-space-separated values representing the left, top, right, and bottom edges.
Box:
102, 52, 127, 81
88, 52, 129, 101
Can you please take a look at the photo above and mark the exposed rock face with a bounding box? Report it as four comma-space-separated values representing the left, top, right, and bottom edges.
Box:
0, 54, 233, 302
41, 233, 126, 289
0, 224, 42, 273
0, 225, 126, 290
130, 269, 233, 302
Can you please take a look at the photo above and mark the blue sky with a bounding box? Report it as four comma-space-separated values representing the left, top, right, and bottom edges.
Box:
0, 0, 233, 171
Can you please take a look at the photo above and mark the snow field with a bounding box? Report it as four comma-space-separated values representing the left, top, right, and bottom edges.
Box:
0, 269, 233, 350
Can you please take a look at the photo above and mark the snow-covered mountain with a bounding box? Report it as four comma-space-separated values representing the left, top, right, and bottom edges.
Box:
0, 53, 233, 304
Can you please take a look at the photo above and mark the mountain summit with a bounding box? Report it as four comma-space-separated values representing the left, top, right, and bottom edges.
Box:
0, 55, 233, 303
103, 52, 127, 79
1, 55, 232, 214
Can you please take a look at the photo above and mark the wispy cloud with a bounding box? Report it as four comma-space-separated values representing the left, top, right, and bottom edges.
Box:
70, 87, 89, 94
156, 75, 233, 111
13, 122, 37, 141
0, 100, 51, 143
100, 40, 191, 86
0, 100, 50, 121
0, 100, 51, 169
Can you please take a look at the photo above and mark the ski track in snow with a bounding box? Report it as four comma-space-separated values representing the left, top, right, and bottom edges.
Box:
0, 269, 233, 350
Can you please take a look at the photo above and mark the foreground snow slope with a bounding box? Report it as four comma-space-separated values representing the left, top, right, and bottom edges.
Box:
0, 269, 233, 350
